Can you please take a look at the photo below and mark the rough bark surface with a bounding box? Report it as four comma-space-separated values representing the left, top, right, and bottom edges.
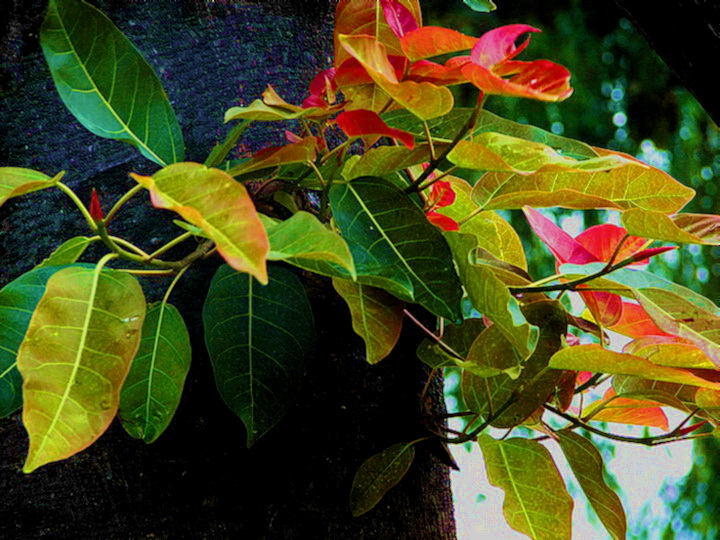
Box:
614, 0, 720, 126
0, 1, 456, 537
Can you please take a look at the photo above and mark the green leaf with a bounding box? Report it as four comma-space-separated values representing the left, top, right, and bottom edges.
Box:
383, 108, 598, 160
263, 211, 356, 279
463, 0, 496, 12
119, 302, 191, 444
479, 435, 573, 540
40, 0, 184, 166
35, 236, 93, 268
332, 279, 403, 364
345, 145, 435, 180
635, 288, 720, 368
416, 317, 485, 369
445, 231, 537, 358
0, 168, 64, 208
202, 264, 314, 447
349, 442, 416, 517
556, 432, 627, 540
131, 163, 269, 283
461, 324, 523, 379
0, 266, 84, 418
18, 266, 146, 473
224, 99, 343, 123
330, 176, 463, 321
549, 345, 720, 390
462, 300, 566, 427
622, 209, 720, 245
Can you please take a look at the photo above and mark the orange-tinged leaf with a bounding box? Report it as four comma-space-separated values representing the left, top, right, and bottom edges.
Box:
339, 34, 453, 120
556, 432, 627, 540
635, 287, 720, 368
583, 388, 669, 430
0, 168, 63, 208
226, 137, 317, 177
18, 266, 146, 472
131, 163, 269, 284
549, 345, 720, 390
405, 58, 470, 86
610, 302, 673, 339
479, 435, 573, 540
336, 109, 415, 148
334, 0, 422, 68
622, 208, 720, 245
400, 26, 478, 61
332, 279, 404, 364
575, 224, 647, 263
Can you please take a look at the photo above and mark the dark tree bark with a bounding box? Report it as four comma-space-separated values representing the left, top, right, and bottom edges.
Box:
614, 0, 720, 126
0, 1, 456, 537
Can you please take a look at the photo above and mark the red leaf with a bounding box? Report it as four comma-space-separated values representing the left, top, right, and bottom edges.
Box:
427, 211, 459, 231
336, 109, 415, 149
611, 302, 674, 339
461, 25, 572, 101
429, 180, 455, 208
575, 224, 646, 264
307, 68, 338, 97
379, 0, 418, 38
406, 57, 470, 86
89, 188, 103, 221
523, 207, 596, 264
674, 420, 708, 438
631, 246, 677, 263
580, 290, 623, 327
335, 56, 408, 88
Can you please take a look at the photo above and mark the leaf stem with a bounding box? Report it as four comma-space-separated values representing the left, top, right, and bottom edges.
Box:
423, 121, 436, 161
403, 308, 464, 361
104, 184, 143, 225
147, 232, 193, 260
56, 181, 97, 232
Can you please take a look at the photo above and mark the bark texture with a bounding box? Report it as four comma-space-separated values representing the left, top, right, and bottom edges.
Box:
0, 1, 456, 537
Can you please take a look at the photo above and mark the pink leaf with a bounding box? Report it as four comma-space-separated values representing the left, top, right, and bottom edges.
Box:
379, 0, 418, 38
336, 109, 415, 149
427, 211, 459, 231
523, 207, 596, 264
470, 24, 538, 68
631, 246, 677, 263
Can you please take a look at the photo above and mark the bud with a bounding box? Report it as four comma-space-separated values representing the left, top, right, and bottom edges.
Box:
630, 245, 676, 263
89, 188, 104, 222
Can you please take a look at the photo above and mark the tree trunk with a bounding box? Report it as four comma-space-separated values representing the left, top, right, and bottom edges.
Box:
0, 1, 456, 537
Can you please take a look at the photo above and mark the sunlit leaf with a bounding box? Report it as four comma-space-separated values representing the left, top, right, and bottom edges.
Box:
119, 302, 191, 444
349, 442, 415, 516
35, 236, 93, 269
549, 345, 720, 390
131, 163, 269, 284
556, 432, 626, 540
330, 176, 463, 321
40, 0, 184, 166
399, 26, 478, 61
449, 133, 631, 176
622, 209, 720, 245
612, 375, 696, 412
18, 266, 146, 472
416, 317, 485, 369
446, 232, 537, 358
582, 388, 669, 430
479, 435, 573, 540
635, 288, 720, 368
339, 34, 453, 120
0, 168, 63, 208
226, 137, 317, 178
203, 265, 314, 447
629, 341, 714, 369
262, 211, 356, 279
336, 109, 415, 149
345, 144, 435, 180
333, 279, 403, 364
224, 99, 343, 123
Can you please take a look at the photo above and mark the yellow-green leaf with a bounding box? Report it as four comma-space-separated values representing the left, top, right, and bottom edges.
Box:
349, 442, 415, 517
622, 209, 720, 245
556, 432, 627, 540
345, 144, 436, 180
333, 279, 403, 364
635, 288, 720, 368
628, 341, 714, 369
479, 435, 573, 540
549, 345, 720, 390
462, 324, 523, 378
0, 168, 63, 208
224, 97, 343, 123
339, 34, 453, 120
416, 318, 485, 369
226, 137, 317, 178
446, 231, 537, 358
18, 266, 146, 473
131, 163, 269, 284
35, 236, 93, 269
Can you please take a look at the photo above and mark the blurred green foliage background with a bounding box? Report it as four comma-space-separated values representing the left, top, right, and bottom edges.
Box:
422, 1, 720, 537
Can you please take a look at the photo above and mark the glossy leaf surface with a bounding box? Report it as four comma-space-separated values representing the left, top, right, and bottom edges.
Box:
333, 279, 403, 364
18, 266, 146, 472
119, 302, 191, 444
131, 163, 269, 284
446, 232, 537, 358
36, 236, 93, 269
262, 211, 356, 278
330, 176, 463, 321
479, 435, 573, 540
0, 168, 62, 208
203, 265, 314, 446
622, 209, 720, 245
0, 266, 78, 418
40, 0, 184, 166
336, 109, 415, 149
345, 144, 434, 180
400, 27, 477, 61
349, 442, 415, 516
556, 432, 627, 540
